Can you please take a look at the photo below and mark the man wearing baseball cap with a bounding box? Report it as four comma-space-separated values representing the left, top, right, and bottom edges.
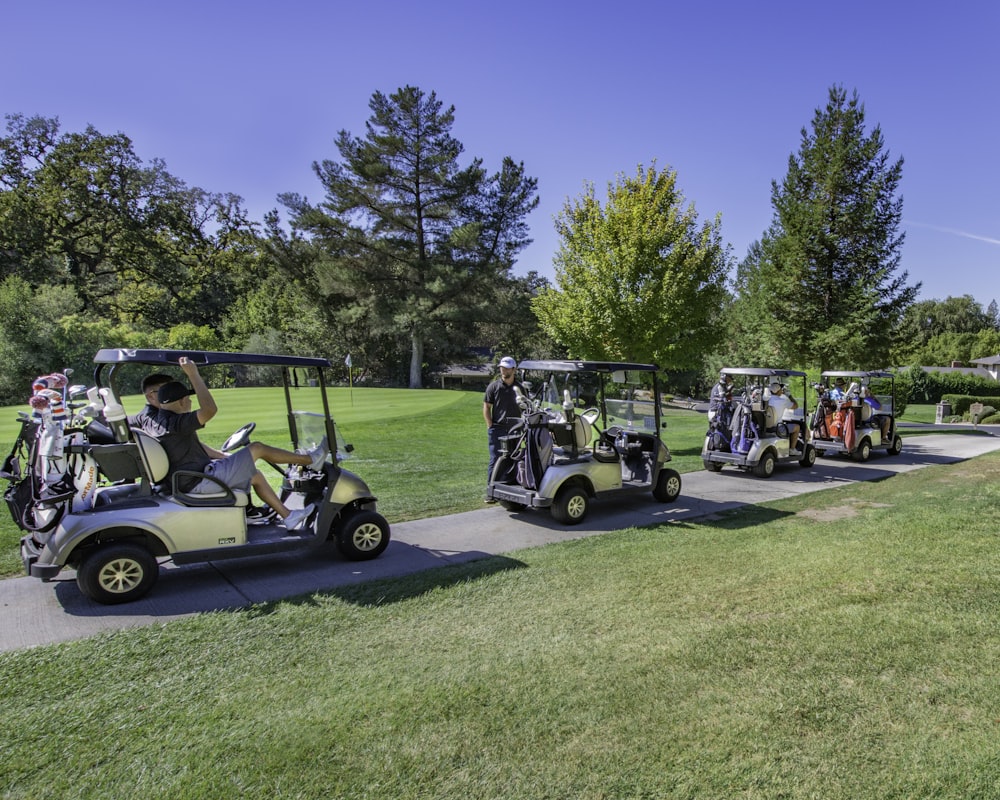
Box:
142, 357, 326, 530
482, 356, 522, 499
767, 381, 801, 451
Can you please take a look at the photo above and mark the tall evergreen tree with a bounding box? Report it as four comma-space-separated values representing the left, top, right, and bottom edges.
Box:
733, 87, 918, 370
282, 86, 538, 388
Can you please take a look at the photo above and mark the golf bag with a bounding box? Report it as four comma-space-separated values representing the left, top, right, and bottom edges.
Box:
2, 374, 101, 533
706, 400, 735, 452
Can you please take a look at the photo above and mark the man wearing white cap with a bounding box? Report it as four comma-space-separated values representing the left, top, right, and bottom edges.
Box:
767, 381, 801, 451
482, 356, 522, 498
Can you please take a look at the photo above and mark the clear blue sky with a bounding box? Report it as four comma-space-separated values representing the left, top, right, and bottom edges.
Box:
4, 0, 999, 307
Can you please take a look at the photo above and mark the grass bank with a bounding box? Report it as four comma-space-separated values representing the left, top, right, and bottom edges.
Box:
2, 450, 999, 798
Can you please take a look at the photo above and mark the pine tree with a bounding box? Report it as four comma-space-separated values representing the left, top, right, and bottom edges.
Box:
734, 86, 919, 370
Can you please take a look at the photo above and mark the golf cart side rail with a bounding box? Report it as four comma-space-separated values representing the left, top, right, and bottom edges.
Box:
518, 360, 659, 373
94, 349, 333, 369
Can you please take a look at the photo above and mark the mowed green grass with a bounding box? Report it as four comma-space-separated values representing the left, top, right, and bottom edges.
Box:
2, 450, 1000, 798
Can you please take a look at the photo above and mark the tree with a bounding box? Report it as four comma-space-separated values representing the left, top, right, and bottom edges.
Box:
732, 87, 919, 370
532, 163, 729, 370
894, 295, 995, 363
0, 114, 258, 330
281, 86, 539, 388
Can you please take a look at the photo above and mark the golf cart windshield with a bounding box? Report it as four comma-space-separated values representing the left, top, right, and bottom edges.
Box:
519, 361, 664, 435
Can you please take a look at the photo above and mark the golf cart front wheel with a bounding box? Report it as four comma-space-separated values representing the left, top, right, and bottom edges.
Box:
336, 510, 390, 561
77, 542, 159, 605
652, 468, 682, 502
888, 434, 903, 455
551, 484, 589, 525
799, 443, 817, 468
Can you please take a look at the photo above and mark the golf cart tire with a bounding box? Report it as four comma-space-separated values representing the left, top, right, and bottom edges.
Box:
703, 459, 724, 472
799, 444, 817, 468
499, 499, 527, 512
753, 450, 776, 478
854, 439, 872, 462
335, 510, 390, 561
652, 468, 682, 502
551, 484, 589, 525
77, 542, 159, 605
888, 434, 903, 456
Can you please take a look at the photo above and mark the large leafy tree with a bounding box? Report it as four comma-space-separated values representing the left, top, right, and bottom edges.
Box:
732, 87, 918, 370
280, 86, 539, 388
0, 114, 256, 329
532, 163, 729, 370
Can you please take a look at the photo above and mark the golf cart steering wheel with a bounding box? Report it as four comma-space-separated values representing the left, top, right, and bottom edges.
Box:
222, 422, 256, 453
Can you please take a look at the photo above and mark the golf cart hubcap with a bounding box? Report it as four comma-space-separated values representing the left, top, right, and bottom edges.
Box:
98, 558, 144, 594
352, 522, 383, 551
567, 495, 586, 518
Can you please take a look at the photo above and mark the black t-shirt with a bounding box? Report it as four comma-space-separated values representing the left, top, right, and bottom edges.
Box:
484, 378, 523, 428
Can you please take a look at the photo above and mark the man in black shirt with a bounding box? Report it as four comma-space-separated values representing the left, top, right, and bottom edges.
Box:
482, 356, 523, 497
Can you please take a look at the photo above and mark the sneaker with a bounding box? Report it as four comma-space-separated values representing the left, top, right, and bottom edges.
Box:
484, 497, 497, 504
283, 504, 316, 532
304, 438, 329, 471
246, 505, 278, 525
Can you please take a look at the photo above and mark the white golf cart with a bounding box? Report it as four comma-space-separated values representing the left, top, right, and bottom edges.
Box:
702, 367, 816, 477
810, 370, 903, 461
6, 349, 390, 604
485, 361, 682, 525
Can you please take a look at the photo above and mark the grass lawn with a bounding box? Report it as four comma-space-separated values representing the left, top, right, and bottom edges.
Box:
2, 449, 999, 798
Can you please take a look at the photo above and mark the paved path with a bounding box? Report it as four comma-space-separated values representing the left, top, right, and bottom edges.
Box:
2, 430, 998, 652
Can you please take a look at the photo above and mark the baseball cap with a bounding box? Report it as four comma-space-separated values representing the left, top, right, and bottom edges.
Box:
499, 356, 517, 369
769, 382, 782, 393
158, 381, 196, 405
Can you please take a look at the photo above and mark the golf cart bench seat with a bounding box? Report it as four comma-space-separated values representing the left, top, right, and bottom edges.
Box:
550, 415, 592, 455
131, 429, 249, 508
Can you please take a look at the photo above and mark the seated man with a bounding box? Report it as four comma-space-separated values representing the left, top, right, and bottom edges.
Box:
828, 377, 847, 401
144, 357, 326, 530
767, 382, 801, 450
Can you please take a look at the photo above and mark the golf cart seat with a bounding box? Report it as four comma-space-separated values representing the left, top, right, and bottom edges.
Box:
550, 415, 592, 459
860, 402, 873, 423
131, 429, 248, 508
764, 405, 779, 432
132, 430, 170, 490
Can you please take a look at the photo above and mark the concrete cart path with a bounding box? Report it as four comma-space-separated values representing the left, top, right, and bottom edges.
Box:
2, 431, 998, 653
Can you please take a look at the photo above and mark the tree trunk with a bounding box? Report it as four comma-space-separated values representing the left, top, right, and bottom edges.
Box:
409, 327, 424, 389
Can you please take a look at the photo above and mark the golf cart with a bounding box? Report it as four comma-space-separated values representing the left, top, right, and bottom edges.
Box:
485, 361, 682, 525
702, 367, 816, 477
810, 370, 903, 461
6, 349, 390, 604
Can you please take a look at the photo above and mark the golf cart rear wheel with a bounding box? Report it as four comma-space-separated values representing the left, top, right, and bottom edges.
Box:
854, 439, 872, 462
336, 510, 390, 561
77, 542, 159, 605
703, 459, 724, 472
753, 450, 776, 478
652, 468, 682, 502
551, 484, 589, 525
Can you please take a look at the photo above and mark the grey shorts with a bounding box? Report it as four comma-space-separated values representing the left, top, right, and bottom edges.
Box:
191, 448, 256, 494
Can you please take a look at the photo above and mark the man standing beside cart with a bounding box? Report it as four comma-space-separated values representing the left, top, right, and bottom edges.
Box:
483, 356, 523, 498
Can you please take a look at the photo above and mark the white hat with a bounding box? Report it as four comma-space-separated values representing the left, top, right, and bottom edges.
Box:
769, 382, 782, 393
499, 356, 517, 369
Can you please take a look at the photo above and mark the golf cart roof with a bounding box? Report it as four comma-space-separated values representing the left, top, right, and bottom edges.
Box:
821, 370, 894, 379
518, 360, 659, 373
94, 348, 333, 369
721, 367, 807, 378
